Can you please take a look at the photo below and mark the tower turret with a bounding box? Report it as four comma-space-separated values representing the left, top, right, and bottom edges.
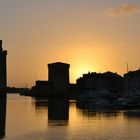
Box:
0, 40, 7, 97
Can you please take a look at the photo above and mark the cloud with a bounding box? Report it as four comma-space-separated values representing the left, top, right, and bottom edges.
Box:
107, 4, 140, 17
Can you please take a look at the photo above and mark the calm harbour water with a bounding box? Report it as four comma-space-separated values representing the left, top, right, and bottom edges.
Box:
2, 94, 140, 140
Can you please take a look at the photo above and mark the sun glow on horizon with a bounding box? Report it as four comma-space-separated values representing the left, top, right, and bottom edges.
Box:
69, 60, 101, 83
71, 67, 92, 83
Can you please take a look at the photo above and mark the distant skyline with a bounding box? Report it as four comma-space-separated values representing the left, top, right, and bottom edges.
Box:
0, 0, 140, 87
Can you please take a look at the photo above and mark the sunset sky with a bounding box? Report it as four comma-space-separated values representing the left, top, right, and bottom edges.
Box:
0, 0, 140, 87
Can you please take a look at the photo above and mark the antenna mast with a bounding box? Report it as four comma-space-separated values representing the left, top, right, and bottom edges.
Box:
126, 63, 129, 73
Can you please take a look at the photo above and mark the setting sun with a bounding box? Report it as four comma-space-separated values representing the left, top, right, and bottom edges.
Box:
71, 65, 92, 82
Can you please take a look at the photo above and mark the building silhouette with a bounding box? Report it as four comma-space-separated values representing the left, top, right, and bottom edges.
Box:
30, 81, 51, 97
77, 71, 123, 93
124, 69, 140, 91
0, 40, 7, 97
47, 62, 70, 121
48, 62, 70, 96
30, 62, 70, 97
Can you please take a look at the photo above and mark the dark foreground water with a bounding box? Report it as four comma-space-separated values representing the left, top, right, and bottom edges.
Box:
1, 94, 140, 140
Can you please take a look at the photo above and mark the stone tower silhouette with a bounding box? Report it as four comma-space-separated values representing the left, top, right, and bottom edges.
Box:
48, 62, 70, 120
0, 40, 7, 96
48, 62, 70, 95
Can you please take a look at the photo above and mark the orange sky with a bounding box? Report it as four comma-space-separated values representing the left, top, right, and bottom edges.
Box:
0, 0, 140, 87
